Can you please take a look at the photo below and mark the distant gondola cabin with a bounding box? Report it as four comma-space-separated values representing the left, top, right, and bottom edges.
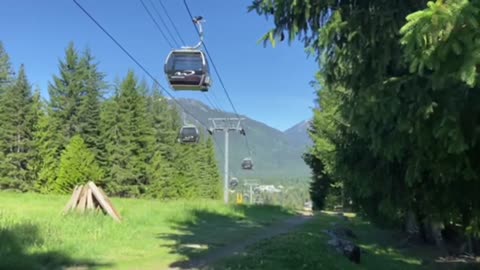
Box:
241, 158, 253, 170
179, 125, 200, 143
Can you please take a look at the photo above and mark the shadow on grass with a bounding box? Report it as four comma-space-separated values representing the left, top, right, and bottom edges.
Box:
0, 223, 111, 270
352, 221, 480, 270
347, 218, 445, 268
158, 204, 293, 269
209, 213, 433, 270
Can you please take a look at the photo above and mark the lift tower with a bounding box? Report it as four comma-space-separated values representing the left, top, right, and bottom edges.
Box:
208, 118, 245, 204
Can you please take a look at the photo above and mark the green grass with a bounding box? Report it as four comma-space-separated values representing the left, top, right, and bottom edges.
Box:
0, 192, 293, 270
211, 213, 451, 270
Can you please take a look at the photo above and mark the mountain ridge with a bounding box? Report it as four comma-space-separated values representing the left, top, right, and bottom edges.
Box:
171, 98, 311, 179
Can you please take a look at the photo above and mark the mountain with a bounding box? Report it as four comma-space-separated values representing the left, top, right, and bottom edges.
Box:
172, 98, 311, 179
284, 120, 312, 148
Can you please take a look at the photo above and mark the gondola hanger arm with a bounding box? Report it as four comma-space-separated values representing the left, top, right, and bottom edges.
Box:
182, 16, 205, 50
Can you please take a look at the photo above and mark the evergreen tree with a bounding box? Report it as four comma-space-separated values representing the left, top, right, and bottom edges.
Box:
251, 0, 480, 234
146, 87, 181, 199
55, 135, 104, 194
0, 41, 13, 87
35, 108, 63, 193
202, 137, 221, 199
303, 152, 331, 210
147, 150, 178, 199
48, 43, 83, 144
149, 87, 179, 156
173, 144, 199, 199
35, 43, 85, 189
0, 41, 14, 156
77, 48, 105, 154
172, 135, 221, 199
0, 65, 36, 191
28, 90, 43, 184
36, 44, 106, 192
101, 71, 155, 197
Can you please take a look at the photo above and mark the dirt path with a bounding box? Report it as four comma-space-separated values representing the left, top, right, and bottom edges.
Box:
169, 211, 314, 270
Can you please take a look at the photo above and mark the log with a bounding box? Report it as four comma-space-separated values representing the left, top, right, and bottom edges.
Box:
88, 182, 121, 222
77, 186, 87, 213
97, 186, 122, 219
63, 182, 121, 222
63, 185, 81, 214
86, 188, 94, 210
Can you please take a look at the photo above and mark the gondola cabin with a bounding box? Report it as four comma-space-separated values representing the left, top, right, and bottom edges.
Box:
179, 125, 200, 143
241, 158, 254, 170
229, 177, 239, 189
164, 49, 211, 91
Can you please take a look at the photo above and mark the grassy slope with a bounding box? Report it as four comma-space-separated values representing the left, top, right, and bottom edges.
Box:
0, 192, 293, 270
212, 213, 447, 270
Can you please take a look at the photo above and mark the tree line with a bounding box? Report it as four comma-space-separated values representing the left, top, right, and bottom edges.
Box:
0, 41, 221, 199
251, 0, 480, 242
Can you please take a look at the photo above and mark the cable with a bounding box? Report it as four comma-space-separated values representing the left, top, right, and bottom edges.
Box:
142, 0, 224, 114
157, 0, 186, 45
206, 92, 225, 112
182, 1, 239, 116
146, 0, 181, 47
202, 93, 217, 111
74, 0, 232, 188
182, 0, 253, 157
139, 0, 175, 48
156, 0, 227, 113
202, 92, 226, 115
72, 0, 209, 129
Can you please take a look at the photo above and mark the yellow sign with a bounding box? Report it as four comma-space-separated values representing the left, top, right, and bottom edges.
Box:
236, 193, 243, 204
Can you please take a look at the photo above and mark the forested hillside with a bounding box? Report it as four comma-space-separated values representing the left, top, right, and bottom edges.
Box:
174, 99, 311, 178
0, 42, 220, 199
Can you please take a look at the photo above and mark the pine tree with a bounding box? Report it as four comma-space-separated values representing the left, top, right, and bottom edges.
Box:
55, 135, 104, 194
0, 41, 13, 87
146, 87, 180, 199
173, 144, 199, 199
0, 41, 14, 157
35, 108, 63, 193
303, 152, 331, 210
48, 43, 83, 144
0, 65, 36, 191
170, 134, 221, 199
204, 137, 221, 199
251, 0, 480, 234
101, 71, 155, 197
149, 87, 179, 154
77, 48, 105, 154
146, 150, 178, 199
36, 44, 106, 192
28, 90, 43, 184
35, 43, 85, 190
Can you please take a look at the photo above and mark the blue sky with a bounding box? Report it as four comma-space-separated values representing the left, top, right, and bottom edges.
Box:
2, 0, 318, 131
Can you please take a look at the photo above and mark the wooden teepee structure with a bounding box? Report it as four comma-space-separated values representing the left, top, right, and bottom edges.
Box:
63, 181, 121, 222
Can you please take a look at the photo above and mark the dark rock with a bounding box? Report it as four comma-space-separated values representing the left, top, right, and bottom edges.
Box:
324, 230, 361, 264
344, 244, 361, 264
